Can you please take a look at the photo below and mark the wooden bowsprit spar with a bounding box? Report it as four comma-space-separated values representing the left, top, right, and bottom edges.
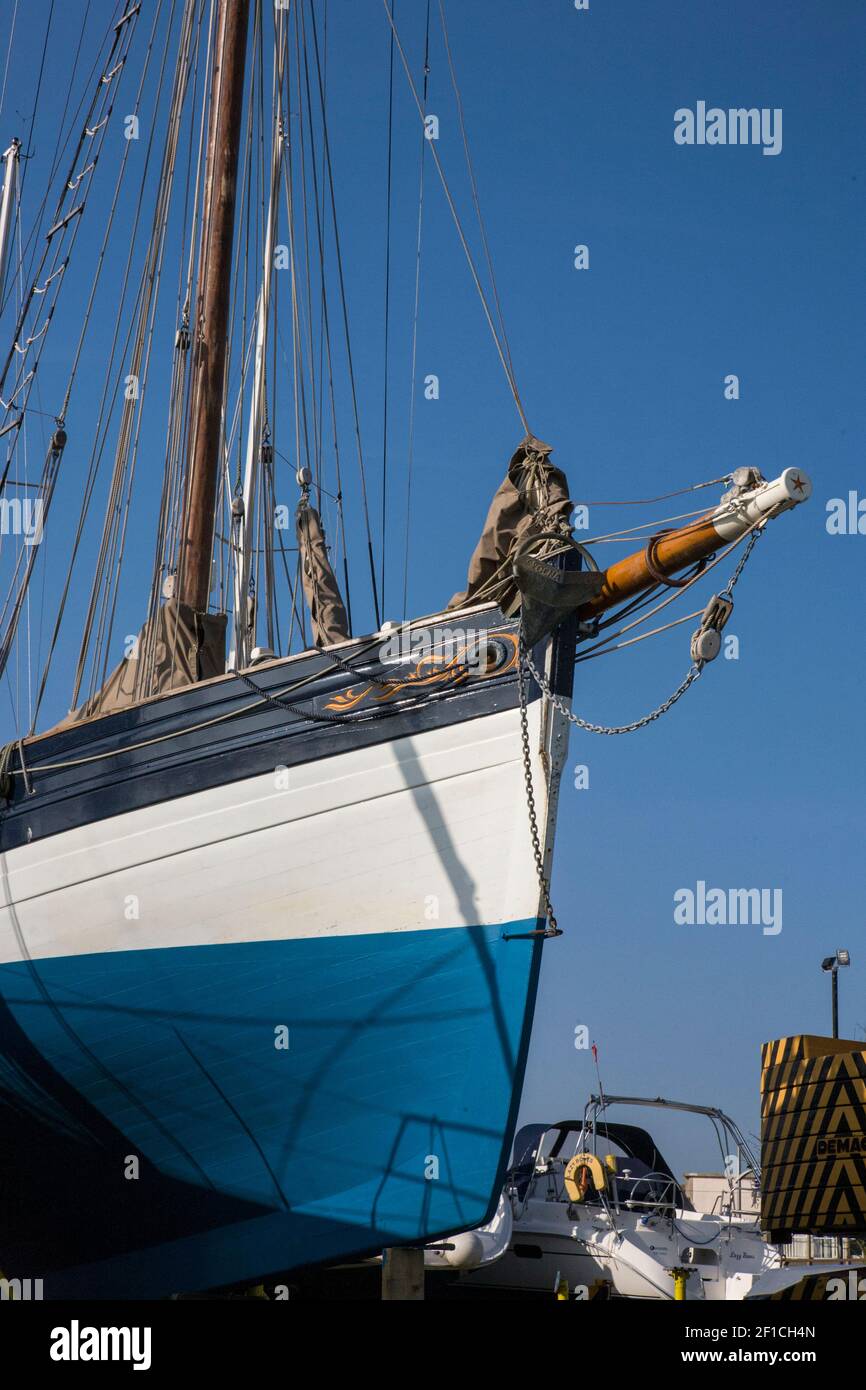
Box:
576, 466, 812, 622
514, 467, 811, 653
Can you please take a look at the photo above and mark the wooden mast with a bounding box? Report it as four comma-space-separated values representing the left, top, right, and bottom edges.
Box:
177, 0, 251, 614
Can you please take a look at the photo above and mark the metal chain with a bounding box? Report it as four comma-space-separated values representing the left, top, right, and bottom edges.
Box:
512, 642, 561, 938
522, 525, 763, 737
719, 526, 761, 599
506, 523, 764, 939
524, 646, 703, 735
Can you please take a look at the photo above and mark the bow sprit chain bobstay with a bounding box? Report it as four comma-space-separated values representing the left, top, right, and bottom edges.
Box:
524, 527, 762, 738
509, 526, 763, 939
524, 646, 704, 737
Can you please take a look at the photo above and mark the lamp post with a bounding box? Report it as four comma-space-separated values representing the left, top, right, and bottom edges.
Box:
821, 951, 850, 1039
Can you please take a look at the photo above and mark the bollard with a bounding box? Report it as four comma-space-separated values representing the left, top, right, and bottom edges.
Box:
381, 1247, 425, 1300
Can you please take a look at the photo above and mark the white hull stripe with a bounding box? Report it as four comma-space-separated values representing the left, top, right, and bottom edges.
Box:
0, 703, 551, 963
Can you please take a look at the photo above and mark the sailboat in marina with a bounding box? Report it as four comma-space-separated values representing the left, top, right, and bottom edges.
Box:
0, 2, 810, 1298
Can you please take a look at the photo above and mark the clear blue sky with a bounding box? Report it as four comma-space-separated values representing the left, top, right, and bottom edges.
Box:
1, 0, 864, 1172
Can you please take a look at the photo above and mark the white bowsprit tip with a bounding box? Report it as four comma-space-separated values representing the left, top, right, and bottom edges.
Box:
779, 467, 812, 504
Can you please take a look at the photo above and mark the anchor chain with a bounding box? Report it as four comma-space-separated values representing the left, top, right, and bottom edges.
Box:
510, 642, 561, 939
509, 528, 763, 935
523, 527, 762, 738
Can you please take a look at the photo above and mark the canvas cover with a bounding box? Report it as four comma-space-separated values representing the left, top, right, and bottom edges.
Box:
448, 434, 573, 614
296, 500, 349, 647
46, 438, 565, 732
52, 598, 227, 729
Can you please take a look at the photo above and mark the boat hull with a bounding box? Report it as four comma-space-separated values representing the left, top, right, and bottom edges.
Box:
462, 1203, 783, 1300
0, 609, 574, 1297
1, 921, 540, 1298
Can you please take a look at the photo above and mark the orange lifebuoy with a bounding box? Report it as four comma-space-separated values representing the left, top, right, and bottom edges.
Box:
564, 1152, 607, 1203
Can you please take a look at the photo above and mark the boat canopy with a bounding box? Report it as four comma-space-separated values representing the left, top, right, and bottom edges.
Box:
518, 1117, 694, 1210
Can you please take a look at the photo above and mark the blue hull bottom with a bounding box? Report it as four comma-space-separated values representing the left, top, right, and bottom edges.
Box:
0, 923, 541, 1298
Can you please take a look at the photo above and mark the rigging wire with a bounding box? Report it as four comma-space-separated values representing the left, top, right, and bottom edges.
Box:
401, 0, 430, 621
28, 0, 185, 724
19, 0, 56, 206
290, 1, 324, 526
94, 6, 192, 699
78, 0, 182, 706
577, 605, 704, 660
0, 2, 119, 323
381, 0, 530, 437
313, 1, 328, 494
2, 4, 776, 738
575, 475, 731, 506
308, 0, 382, 629
573, 514, 771, 665
0, 0, 19, 122
0, 2, 135, 435
298, 0, 353, 633
13, 626, 444, 774
437, 0, 516, 386
582, 504, 718, 543
150, 0, 209, 608
257, 0, 277, 649
0, 6, 143, 707
293, 6, 320, 512
380, 0, 396, 614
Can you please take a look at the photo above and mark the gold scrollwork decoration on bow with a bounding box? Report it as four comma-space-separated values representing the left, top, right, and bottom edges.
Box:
324, 631, 518, 713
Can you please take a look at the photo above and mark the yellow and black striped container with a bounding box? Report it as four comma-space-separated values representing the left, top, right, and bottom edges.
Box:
761, 1035, 866, 1243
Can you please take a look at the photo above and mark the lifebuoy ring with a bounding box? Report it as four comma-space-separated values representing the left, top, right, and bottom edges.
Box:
564, 1152, 607, 1203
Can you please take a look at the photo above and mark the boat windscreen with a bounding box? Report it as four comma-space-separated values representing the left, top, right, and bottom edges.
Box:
508, 1123, 552, 1201
511, 1123, 551, 1170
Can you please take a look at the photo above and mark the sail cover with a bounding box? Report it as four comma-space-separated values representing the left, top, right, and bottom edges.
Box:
52, 599, 227, 728
296, 500, 349, 647
448, 435, 573, 614
48, 498, 348, 731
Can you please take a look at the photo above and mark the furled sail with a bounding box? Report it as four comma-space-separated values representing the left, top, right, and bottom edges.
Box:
55, 489, 349, 730
448, 435, 573, 614
52, 599, 227, 729
296, 499, 350, 648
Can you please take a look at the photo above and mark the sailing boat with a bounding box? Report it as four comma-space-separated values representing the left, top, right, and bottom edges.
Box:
0, 2, 810, 1299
